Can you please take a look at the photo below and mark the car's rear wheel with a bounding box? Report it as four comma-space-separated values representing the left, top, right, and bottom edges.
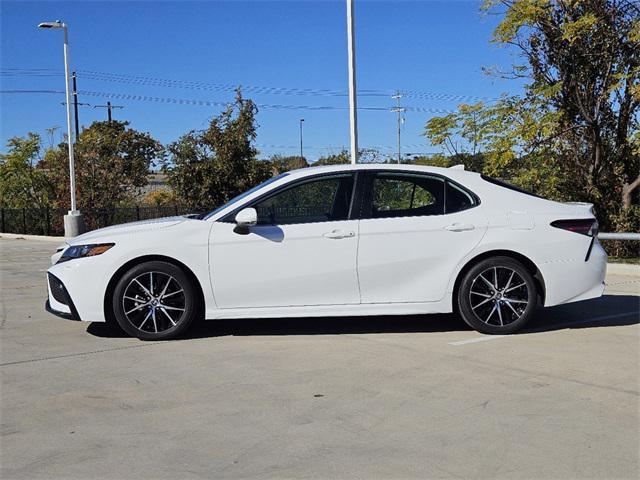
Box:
112, 261, 197, 340
457, 256, 537, 334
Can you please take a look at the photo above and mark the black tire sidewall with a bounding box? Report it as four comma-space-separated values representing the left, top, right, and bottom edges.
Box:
112, 261, 197, 340
457, 256, 537, 335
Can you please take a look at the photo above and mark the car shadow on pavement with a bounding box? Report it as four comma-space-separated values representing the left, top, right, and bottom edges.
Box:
86, 294, 639, 340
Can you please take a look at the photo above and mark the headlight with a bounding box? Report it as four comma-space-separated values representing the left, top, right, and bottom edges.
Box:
57, 243, 115, 263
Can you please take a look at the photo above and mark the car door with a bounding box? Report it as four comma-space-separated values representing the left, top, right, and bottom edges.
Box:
357, 171, 487, 304
209, 173, 360, 309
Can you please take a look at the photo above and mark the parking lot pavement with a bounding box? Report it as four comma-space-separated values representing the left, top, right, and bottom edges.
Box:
1, 238, 638, 480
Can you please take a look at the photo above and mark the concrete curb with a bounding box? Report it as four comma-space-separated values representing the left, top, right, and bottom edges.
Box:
607, 263, 640, 276
0, 233, 67, 243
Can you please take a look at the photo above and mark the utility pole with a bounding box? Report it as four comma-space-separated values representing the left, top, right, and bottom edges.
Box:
72, 71, 79, 140
391, 91, 405, 164
299, 118, 305, 160
346, 0, 358, 164
94, 101, 124, 122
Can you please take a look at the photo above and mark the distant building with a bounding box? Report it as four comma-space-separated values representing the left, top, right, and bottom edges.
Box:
136, 172, 169, 198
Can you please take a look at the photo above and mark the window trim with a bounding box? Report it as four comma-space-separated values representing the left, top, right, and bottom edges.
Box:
359, 170, 480, 220
480, 174, 543, 199
446, 179, 478, 214
220, 171, 360, 225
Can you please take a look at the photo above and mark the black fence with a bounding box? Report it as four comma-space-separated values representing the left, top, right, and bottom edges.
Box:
0, 206, 194, 237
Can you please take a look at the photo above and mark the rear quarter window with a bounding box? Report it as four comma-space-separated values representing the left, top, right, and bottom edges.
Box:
446, 181, 477, 213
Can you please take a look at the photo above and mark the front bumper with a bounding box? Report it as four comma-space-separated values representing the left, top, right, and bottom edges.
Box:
46, 273, 81, 321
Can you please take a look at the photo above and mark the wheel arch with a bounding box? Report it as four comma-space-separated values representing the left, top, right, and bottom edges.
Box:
452, 249, 546, 310
103, 255, 206, 324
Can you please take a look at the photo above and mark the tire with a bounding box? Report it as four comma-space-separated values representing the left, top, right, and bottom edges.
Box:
112, 261, 198, 340
456, 256, 537, 335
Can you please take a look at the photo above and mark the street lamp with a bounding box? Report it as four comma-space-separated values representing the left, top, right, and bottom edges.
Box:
346, 0, 358, 164
38, 20, 85, 237
299, 119, 304, 160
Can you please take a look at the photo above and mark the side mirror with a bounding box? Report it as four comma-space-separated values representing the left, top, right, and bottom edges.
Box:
234, 208, 257, 234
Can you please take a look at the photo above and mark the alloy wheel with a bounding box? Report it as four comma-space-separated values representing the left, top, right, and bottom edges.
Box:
121, 271, 186, 334
468, 266, 530, 327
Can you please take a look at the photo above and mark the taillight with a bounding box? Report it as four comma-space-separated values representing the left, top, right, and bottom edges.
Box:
551, 219, 598, 237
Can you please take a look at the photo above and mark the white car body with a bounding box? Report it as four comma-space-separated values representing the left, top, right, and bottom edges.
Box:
46, 164, 606, 328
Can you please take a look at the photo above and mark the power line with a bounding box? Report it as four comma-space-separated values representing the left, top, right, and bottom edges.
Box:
0, 89, 65, 94
1, 88, 457, 114
77, 90, 455, 114
1, 68, 498, 102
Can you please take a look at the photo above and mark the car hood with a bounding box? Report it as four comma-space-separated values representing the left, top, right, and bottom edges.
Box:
67, 216, 188, 246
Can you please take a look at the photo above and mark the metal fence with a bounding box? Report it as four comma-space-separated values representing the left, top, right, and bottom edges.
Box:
0, 206, 194, 237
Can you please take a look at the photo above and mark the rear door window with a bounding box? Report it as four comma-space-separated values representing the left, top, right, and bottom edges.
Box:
366, 173, 445, 218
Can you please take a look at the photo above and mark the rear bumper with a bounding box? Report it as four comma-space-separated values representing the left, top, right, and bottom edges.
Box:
541, 239, 607, 307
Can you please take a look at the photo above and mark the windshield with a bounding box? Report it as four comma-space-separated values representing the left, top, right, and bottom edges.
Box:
203, 173, 289, 220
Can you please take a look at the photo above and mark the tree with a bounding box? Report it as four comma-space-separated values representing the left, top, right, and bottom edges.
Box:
358, 148, 388, 164
425, 96, 563, 198
485, 0, 639, 217
165, 89, 272, 211
313, 149, 388, 166
426, 0, 639, 230
41, 121, 162, 211
268, 155, 308, 174
0, 133, 52, 209
313, 150, 351, 166
142, 188, 178, 207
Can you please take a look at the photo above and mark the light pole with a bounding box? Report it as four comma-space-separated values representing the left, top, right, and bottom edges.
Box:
38, 20, 85, 237
346, 0, 358, 164
299, 118, 304, 160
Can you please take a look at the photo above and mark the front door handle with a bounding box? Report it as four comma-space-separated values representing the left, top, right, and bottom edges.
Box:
445, 223, 475, 232
323, 230, 355, 239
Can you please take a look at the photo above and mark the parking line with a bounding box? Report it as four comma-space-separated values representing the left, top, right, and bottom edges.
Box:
449, 311, 639, 346
449, 335, 508, 346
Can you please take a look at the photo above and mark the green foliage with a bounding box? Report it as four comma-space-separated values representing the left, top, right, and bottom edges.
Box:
41, 121, 162, 211
601, 206, 640, 257
410, 153, 485, 171
373, 177, 435, 212
312, 149, 387, 166
142, 188, 178, 207
165, 89, 272, 211
0, 133, 52, 208
424, 95, 563, 199
254, 177, 343, 224
358, 148, 387, 164
313, 150, 351, 166
430, 0, 640, 230
484, 0, 551, 44
267, 155, 309, 174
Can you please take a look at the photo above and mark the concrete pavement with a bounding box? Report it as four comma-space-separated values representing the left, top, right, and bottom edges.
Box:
1, 238, 638, 479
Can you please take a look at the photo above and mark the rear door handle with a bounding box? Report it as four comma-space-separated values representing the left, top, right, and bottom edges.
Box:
323, 230, 355, 239
445, 223, 475, 232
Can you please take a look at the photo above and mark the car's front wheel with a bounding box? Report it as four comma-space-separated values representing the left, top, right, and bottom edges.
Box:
457, 256, 537, 334
112, 261, 198, 340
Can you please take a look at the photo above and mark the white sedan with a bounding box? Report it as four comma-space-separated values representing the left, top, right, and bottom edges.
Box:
46, 164, 606, 340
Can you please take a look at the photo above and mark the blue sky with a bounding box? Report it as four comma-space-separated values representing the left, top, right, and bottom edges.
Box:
1, 0, 524, 162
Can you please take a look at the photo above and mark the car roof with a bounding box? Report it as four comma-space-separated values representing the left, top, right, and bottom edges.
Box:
287, 163, 479, 181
